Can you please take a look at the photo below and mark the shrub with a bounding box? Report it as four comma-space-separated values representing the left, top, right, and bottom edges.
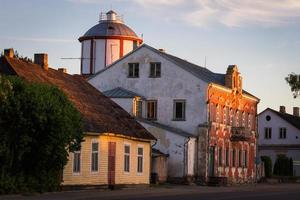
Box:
261, 156, 272, 178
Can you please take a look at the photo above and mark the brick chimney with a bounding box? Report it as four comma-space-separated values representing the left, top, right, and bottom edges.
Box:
58, 68, 67, 73
34, 53, 48, 70
279, 106, 286, 113
293, 107, 299, 117
4, 48, 14, 58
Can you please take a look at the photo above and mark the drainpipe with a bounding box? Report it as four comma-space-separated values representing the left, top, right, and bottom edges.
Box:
206, 84, 212, 182
150, 140, 157, 183
183, 137, 191, 178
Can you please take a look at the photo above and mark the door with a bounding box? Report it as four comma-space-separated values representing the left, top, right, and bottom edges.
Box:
209, 146, 215, 177
108, 142, 116, 185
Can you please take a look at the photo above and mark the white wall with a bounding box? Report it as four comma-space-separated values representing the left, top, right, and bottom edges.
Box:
123, 40, 133, 56
258, 110, 300, 145
89, 46, 208, 135
258, 109, 300, 175
106, 39, 120, 66
140, 121, 190, 178
82, 40, 91, 74
94, 39, 106, 73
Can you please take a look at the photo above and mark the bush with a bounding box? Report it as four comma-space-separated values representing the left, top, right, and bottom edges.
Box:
273, 155, 293, 176
261, 156, 272, 178
0, 75, 84, 194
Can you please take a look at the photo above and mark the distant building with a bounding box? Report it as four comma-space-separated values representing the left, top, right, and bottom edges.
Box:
87, 44, 260, 184
79, 10, 143, 75
258, 106, 300, 176
0, 49, 156, 186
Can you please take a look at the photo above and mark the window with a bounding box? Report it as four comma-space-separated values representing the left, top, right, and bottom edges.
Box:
218, 147, 223, 166
244, 150, 248, 167
91, 142, 99, 172
124, 145, 130, 172
225, 148, 229, 167
279, 127, 287, 139
73, 151, 81, 173
266, 115, 271, 121
137, 147, 143, 173
128, 63, 139, 78
147, 100, 157, 120
232, 149, 236, 167
264, 127, 272, 139
238, 150, 242, 167
133, 98, 143, 118
150, 62, 161, 78
173, 100, 186, 120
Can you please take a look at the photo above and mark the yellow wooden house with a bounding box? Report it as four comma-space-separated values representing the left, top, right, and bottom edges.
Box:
0, 49, 156, 186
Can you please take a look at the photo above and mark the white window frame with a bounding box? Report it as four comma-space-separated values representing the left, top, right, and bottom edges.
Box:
91, 139, 99, 173
124, 143, 131, 173
73, 150, 81, 175
137, 145, 144, 174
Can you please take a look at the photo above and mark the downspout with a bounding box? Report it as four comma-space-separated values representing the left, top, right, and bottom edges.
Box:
183, 137, 191, 178
206, 84, 212, 181
150, 140, 157, 182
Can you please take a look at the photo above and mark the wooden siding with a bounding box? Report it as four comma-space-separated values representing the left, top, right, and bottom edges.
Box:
62, 134, 150, 185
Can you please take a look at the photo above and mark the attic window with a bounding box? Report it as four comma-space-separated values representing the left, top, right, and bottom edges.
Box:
266, 115, 271, 121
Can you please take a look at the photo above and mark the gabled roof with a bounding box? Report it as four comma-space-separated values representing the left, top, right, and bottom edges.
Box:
103, 87, 144, 98
137, 118, 195, 138
0, 56, 156, 141
259, 108, 300, 131
88, 44, 258, 99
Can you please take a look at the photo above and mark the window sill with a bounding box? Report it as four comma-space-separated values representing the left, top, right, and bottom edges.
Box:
137, 172, 143, 176
146, 118, 157, 121
127, 76, 139, 78
172, 119, 186, 121
149, 76, 161, 78
72, 172, 81, 176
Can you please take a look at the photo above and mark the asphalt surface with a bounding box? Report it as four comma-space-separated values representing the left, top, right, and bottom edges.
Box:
1, 183, 300, 200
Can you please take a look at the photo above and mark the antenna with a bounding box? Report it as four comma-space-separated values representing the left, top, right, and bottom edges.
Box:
204, 56, 207, 68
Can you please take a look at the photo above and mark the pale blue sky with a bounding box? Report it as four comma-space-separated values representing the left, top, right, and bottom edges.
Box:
0, 0, 299, 113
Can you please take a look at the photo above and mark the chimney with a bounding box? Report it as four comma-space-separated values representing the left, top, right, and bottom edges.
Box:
279, 106, 286, 113
4, 48, 14, 58
58, 68, 67, 73
293, 107, 299, 117
34, 53, 48, 70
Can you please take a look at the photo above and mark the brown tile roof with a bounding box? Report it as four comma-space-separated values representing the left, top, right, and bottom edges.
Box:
0, 56, 156, 141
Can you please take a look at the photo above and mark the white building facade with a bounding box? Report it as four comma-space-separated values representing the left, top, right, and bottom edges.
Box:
258, 106, 300, 176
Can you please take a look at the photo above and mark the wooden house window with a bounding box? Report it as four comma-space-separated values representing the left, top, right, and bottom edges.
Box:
173, 100, 186, 121
73, 151, 81, 173
150, 62, 161, 78
91, 142, 99, 172
124, 144, 130, 172
128, 63, 139, 78
137, 147, 143, 173
147, 100, 157, 120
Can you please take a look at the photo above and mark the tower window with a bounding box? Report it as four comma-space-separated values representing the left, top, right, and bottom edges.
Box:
128, 63, 139, 78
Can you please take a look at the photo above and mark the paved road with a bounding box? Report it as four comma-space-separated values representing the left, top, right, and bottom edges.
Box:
1, 184, 300, 200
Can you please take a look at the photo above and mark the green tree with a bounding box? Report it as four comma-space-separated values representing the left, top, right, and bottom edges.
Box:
285, 73, 300, 98
261, 156, 272, 178
0, 75, 83, 193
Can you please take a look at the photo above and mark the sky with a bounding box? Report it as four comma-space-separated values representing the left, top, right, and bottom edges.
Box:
0, 0, 299, 113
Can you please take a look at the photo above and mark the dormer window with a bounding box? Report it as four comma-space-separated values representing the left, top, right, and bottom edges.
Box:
128, 63, 139, 78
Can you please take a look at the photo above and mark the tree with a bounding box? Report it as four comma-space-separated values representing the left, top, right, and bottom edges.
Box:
285, 73, 300, 98
261, 156, 272, 178
0, 75, 83, 193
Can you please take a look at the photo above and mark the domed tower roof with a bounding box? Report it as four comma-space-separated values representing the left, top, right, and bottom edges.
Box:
79, 10, 142, 42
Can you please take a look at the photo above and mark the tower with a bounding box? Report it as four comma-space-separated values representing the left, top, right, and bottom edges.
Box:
79, 10, 143, 75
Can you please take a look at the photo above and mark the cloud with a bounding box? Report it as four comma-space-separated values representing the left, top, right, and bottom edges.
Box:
66, 0, 300, 27
185, 0, 300, 27
0, 36, 75, 43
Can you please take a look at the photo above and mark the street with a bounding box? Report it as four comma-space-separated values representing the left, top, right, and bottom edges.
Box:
1, 184, 300, 200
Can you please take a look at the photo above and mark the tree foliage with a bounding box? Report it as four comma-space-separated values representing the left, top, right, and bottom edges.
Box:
261, 156, 272, 178
285, 73, 300, 98
273, 154, 293, 176
0, 75, 83, 193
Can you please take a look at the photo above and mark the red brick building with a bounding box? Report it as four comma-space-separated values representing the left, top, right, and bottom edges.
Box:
202, 65, 259, 184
